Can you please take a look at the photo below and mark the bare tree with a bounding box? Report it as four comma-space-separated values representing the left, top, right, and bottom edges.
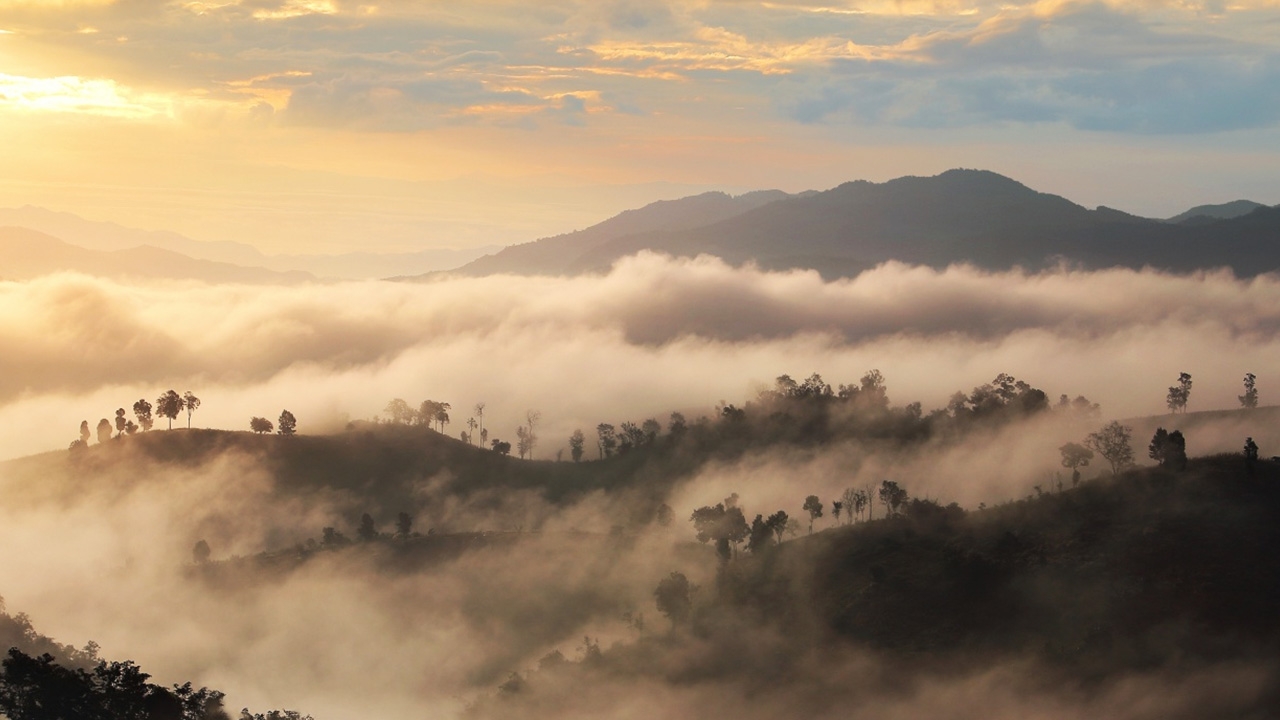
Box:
1086, 421, 1134, 474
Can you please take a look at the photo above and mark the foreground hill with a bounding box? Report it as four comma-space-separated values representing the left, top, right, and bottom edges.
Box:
426, 169, 1280, 280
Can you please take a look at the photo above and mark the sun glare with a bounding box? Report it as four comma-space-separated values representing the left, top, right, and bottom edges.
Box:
0, 73, 171, 118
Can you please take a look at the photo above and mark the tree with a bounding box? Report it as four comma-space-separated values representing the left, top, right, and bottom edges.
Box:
357, 513, 377, 541
156, 390, 184, 430
480, 427, 488, 447
1148, 428, 1187, 470
620, 421, 644, 450
1086, 421, 1134, 474
79, 420, 90, 445
395, 512, 413, 537
641, 418, 661, 444
466, 417, 478, 444
767, 510, 790, 545
132, 399, 153, 432
878, 480, 908, 517
1166, 372, 1192, 413
96, 418, 112, 444
192, 540, 211, 564
250, 417, 274, 434
1058, 442, 1094, 486
474, 402, 485, 435
668, 412, 687, 440
435, 402, 452, 432
1240, 373, 1259, 409
653, 571, 694, 626
831, 500, 843, 525
384, 399, 414, 424
690, 502, 749, 562
491, 439, 511, 455
182, 391, 201, 428
516, 426, 533, 459
746, 514, 773, 554
596, 423, 617, 459
1245, 437, 1260, 468
802, 495, 823, 534
569, 429, 585, 462
114, 409, 128, 437
277, 410, 297, 436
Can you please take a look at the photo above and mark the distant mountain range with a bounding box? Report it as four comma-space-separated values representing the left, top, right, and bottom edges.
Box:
424, 169, 1280, 280
0, 227, 314, 284
0, 206, 498, 281
2, 171, 1277, 284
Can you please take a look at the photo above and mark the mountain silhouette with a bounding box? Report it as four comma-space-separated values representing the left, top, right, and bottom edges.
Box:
430, 169, 1280, 280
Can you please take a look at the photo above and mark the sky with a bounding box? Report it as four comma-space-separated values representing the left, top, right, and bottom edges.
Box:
0, 0, 1278, 254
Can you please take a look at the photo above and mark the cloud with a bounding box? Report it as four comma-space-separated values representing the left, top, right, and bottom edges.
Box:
3, 256, 1280, 463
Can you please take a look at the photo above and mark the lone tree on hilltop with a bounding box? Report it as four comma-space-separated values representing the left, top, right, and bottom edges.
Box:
654, 571, 694, 627
1086, 421, 1134, 474
1240, 373, 1259, 409
182, 391, 201, 428
155, 390, 184, 430
802, 495, 823, 534
1059, 442, 1094, 486
1166, 372, 1193, 414
132, 399, 153, 432
250, 417, 273, 434
277, 410, 297, 436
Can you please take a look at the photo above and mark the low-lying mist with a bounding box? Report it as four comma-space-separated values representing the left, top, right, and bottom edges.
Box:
2, 254, 1278, 718
2, 254, 1278, 462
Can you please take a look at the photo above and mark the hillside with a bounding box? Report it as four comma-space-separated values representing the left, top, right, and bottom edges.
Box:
0, 227, 315, 284
416, 170, 1280, 281
1168, 199, 1270, 224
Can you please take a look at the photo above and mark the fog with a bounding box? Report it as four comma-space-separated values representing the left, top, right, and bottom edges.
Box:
1, 255, 1277, 718
2, 254, 1278, 462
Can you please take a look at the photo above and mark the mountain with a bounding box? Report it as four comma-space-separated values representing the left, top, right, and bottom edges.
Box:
0, 206, 498, 280
434, 190, 797, 277
0, 227, 315, 284
420, 170, 1280, 280
1168, 199, 1269, 224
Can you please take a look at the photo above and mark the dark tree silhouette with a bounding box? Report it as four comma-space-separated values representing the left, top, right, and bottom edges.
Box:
690, 502, 749, 562
250, 417, 273, 434
321, 527, 348, 547
491, 439, 511, 455
802, 495, 823, 534
596, 423, 617, 459
277, 410, 297, 436
132, 399, 153, 432
155, 390, 184, 430
767, 510, 789, 545
395, 512, 413, 537
192, 539, 211, 564
357, 513, 377, 541
656, 503, 674, 527
747, 514, 773, 554
1086, 421, 1134, 474
653, 571, 694, 626
79, 420, 90, 445
1166, 372, 1193, 413
668, 412, 687, 440
114, 409, 127, 437
1245, 436, 1260, 470
95, 418, 112, 445
569, 429, 585, 462
1059, 441, 1094, 486
641, 418, 661, 443
466, 417, 478, 444
182, 391, 201, 428
1148, 428, 1186, 470
878, 480, 908, 517
1240, 373, 1259, 409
